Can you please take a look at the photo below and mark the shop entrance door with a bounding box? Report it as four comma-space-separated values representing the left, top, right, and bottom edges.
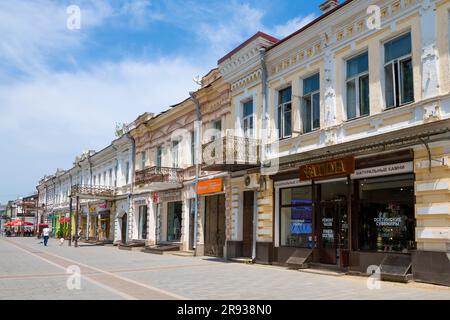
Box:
204, 195, 226, 257
317, 199, 348, 265
243, 191, 254, 258
121, 213, 127, 244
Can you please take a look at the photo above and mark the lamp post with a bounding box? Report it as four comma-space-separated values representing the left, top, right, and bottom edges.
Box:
68, 196, 72, 246
75, 196, 79, 248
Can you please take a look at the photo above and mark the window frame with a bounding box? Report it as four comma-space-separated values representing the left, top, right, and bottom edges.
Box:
279, 185, 314, 248
171, 140, 179, 168
345, 52, 370, 120
140, 151, 146, 170
383, 33, 414, 109
156, 145, 162, 168
242, 99, 254, 138
212, 119, 222, 141
277, 86, 292, 140
302, 73, 320, 133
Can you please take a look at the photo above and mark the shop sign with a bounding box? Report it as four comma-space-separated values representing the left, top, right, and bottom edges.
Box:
160, 191, 182, 202
197, 178, 223, 195
351, 162, 413, 180
152, 192, 158, 203
98, 202, 107, 209
300, 157, 355, 180
274, 178, 302, 188
291, 221, 312, 234
134, 199, 147, 206
89, 206, 96, 213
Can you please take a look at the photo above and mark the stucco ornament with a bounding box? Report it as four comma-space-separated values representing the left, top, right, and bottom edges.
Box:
323, 128, 337, 146
423, 104, 441, 121
323, 50, 336, 128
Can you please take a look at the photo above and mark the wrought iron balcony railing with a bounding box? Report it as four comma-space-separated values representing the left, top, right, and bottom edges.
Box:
135, 166, 184, 186
71, 184, 115, 198
202, 133, 260, 170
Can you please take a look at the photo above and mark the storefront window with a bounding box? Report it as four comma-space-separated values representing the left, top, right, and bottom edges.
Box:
138, 205, 148, 240
280, 186, 313, 248
167, 201, 182, 242
357, 174, 415, 253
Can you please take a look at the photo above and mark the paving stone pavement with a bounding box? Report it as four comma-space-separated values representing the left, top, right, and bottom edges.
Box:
1, 237, 449, 300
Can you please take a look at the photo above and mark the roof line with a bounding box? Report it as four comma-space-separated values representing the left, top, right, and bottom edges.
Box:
218, 31, 279, 64
268, 0, 354, 51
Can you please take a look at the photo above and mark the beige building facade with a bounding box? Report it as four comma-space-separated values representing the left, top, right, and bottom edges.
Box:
209, 0, 450, 286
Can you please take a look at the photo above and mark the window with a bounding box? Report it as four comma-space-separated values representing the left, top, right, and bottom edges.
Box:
277, 87, 292, 139
191, 131, 196, 166
114, 165, 118, 187
93, 175, 96, 186
212, 119, 222, 141
98, 174, 101, 185
109, 169, 112, 187
384, 33, 414, 108
243, 100, 254, 137
125, 162, 130, 184
172, 140, 179, 168
280, 186, 313, 248
156, 146, 162, 168
138, 205, 148, 240
167, 201, 182, 242
356, 174, 415, 252
302, 74, 320, 133
346, 52, 369, 119
103, 171, 106, 186
140, 151, 146, 170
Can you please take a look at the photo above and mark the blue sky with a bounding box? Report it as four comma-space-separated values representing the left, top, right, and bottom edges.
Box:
0, 0, 323, 203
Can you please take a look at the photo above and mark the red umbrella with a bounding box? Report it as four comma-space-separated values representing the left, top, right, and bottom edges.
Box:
10, 220, 33, 226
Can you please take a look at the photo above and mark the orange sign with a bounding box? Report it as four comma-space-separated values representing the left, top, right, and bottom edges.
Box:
197, 178, 223, 195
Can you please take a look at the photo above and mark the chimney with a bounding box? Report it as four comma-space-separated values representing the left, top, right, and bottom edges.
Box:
319, 0, 339, 13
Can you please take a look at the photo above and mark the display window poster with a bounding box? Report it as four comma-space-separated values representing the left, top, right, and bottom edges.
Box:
291, 205, 312, 220
290, 221, 312, 234
291, 199, 313, 205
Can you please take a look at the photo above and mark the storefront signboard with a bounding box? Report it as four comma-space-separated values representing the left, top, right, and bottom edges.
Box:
160, 191, 182, 202
197, 178, 223, 195
351, 162, 413, 180
274, 178, 302, 188
300, 157, 355, 180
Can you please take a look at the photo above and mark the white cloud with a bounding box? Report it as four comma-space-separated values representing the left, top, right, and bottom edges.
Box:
195, 3, 265, 57
0, 58, 204, 152
270, 13, 317, 39
0, 0, 112, 77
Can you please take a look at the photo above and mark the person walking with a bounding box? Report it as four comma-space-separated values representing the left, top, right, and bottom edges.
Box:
42, 226, 50, 246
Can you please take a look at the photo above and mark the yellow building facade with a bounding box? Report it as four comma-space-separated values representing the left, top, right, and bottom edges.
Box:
211, 0, 450, 285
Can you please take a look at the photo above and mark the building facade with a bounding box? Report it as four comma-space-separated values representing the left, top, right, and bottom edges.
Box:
30, 0, 450, 287
37, 133, 133, 243
208, 0, 450, 286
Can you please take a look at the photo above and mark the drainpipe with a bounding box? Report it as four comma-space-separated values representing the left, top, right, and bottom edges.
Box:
189, 91, 201, 253
77, 163, 83, 242
125, 132, 135, 243
254, 47, 268, 261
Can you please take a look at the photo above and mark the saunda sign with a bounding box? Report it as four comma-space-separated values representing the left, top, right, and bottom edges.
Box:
299, 156, 355, 180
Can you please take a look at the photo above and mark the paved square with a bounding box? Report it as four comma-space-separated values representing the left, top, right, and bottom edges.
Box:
1, 237, 449, 300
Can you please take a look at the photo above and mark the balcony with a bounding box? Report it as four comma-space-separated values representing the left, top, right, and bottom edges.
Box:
71, 184, 116, 200
202, 133, 260, 171
135, 166, 183, 191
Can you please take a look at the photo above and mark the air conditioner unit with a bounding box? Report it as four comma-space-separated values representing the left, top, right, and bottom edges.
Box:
244, 174, 260, 190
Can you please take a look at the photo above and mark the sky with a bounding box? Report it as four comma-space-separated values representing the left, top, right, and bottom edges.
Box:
0, 0, 323, 203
